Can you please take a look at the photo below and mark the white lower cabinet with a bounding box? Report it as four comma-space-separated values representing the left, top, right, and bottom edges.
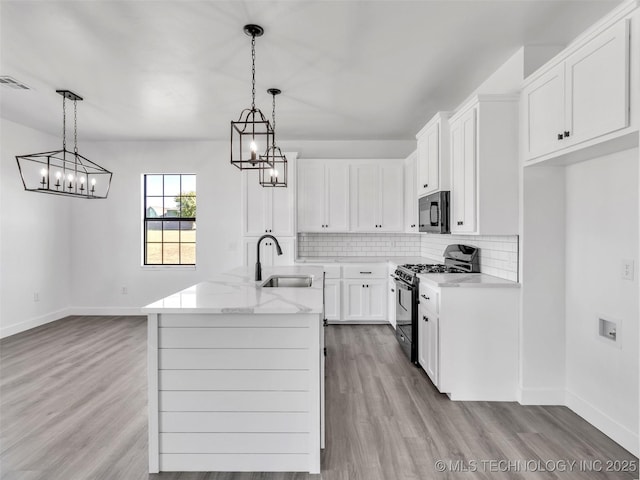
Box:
323, 279, 341, 322
341, 279, 387, 322
416, 279, 519, 401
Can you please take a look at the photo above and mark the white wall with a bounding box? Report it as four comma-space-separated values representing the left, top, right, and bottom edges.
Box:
69, 140, 242, 313
565, 148, 639, 455
0, 119, 72, 336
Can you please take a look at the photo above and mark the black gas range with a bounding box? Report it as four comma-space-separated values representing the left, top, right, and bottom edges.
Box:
392, 245, 479, 364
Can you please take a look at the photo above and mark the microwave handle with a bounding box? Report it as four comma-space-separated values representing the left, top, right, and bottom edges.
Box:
430, 202, 439, 226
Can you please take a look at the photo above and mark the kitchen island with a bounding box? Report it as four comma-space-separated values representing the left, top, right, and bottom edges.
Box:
142, 265, 324, 474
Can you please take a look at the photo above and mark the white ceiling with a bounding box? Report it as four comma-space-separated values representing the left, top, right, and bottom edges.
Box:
0, 0, 621, 142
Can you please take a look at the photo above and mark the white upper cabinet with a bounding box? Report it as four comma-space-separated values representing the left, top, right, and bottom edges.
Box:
350, 160, 403, 232
242, 155, 296, 237
416, 112, 451, 197
297, 160, 349, 232
449, 95, 519, 236
403, 151, 418, 233
523, 17, 632, 163
450, 107, 477, 234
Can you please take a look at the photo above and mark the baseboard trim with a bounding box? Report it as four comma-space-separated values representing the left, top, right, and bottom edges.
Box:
1, 307, 145, 338
566, 389, 639, 457
517, 387, 566, 405
0, 308, 73, 338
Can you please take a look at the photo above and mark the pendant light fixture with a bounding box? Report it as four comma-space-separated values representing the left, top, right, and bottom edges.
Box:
15, 89, 112, 199
230, 24, 274, 170
259, 88, 288, 188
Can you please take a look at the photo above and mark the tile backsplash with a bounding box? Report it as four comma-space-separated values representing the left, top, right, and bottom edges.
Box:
297, 233, 422, 257
421, 234, 519, 281
298, 232, 519, 281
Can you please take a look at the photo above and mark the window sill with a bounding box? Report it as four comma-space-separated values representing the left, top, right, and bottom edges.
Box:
141, 265, 197, 271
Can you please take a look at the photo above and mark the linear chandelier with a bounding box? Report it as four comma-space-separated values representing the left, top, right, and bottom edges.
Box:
259, 88, 288, 188
16, 90, 112, 199
230, 24, 274, 170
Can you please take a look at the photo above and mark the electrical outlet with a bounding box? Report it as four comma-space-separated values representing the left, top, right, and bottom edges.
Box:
33, 292, 39, 302
121, 286, 128, 295
621, 259, 635, 281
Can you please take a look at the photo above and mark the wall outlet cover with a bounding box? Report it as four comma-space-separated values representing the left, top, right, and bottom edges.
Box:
620, 259, 634, 281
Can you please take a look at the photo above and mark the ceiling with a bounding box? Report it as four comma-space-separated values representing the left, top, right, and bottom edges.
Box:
0, 0, 621, 143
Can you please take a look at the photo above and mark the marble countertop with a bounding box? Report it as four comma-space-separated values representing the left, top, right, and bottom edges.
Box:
142, 265, 324, 314
418, 272, 520, 288
296, 256, 438, 265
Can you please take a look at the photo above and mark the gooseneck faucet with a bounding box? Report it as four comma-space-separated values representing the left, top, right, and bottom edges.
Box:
255, 234, 283, 281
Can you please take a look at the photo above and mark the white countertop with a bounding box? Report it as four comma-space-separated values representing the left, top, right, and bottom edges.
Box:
418, 272, 520, 288
296, 256, 438, 265
142, 265, 324, 314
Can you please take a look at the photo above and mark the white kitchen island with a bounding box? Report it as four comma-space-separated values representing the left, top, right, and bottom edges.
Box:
142, 265, 324, 474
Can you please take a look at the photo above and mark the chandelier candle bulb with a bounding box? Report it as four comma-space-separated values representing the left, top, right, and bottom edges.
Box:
40, 168, 47, 187
55, 171, 62, 189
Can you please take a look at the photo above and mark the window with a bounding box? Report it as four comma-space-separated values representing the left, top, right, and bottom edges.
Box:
143, 174, 196, 265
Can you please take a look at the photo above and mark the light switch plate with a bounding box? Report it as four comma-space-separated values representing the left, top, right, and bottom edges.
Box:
621, 259, 635, 281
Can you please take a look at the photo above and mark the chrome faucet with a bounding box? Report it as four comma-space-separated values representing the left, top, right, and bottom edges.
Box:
255, 234, 283, 281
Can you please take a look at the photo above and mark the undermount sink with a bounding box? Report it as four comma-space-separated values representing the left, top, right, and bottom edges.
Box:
261, 275, 313, 288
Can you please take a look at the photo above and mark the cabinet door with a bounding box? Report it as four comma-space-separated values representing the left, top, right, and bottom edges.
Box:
243, 171, 268, 235
404, 154, 418, 233
324, 279, 341, 322
350, 164, 378, 231
270, 237, 295, 266
425, 123, 440, 195
366, 280, 387, 321
565, 20, 629, 146
243, 238, 258, 266
325, 163, 349, 232
271, 186, 294, 236
523, 63, 565, 160
418, 306, 429, 371
450, 108, 477, 234
297, 163, 325, 232
378, 164, 403, 232
342, 280, 366, 321
416, 134, 430, 198
387, 279, 396, 329
418, 307, 439, 387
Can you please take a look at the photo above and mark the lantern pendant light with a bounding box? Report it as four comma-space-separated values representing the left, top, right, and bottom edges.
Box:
259, 88, 288, 188
15, 89, 112, 199
230, 24, 274, 170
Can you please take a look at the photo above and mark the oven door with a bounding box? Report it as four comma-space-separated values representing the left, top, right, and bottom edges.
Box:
395, 279, 414, 343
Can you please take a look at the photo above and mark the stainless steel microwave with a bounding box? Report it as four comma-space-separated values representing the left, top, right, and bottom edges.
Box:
419, 191, 450, 233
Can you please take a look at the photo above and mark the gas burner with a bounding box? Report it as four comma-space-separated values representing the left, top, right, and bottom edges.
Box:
399, 264, 467, 275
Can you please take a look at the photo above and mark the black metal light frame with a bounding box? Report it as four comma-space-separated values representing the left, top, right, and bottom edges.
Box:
230, 24, 274, 170
259, 88, 288, 187
15, 90, 112, 199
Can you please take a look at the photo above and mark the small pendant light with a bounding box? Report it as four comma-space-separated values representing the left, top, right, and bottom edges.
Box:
259, 88, 288, 188
15, 90, 112, 199
230, 24, 274, 170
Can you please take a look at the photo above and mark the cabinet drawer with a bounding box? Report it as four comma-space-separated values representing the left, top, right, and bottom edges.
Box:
418, 283, 439, 314
342, 264, 387, 278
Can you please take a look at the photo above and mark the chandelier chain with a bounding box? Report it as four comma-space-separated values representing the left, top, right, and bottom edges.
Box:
272, 93, 276, 132
73, 99, 78, 154
62, 95, 67, 150
251, 34, 256, 110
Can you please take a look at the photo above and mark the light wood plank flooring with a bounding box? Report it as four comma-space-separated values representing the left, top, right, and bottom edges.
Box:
1, 316, 637, 479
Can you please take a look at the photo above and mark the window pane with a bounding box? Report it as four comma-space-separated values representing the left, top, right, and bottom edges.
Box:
146, 197, 163, 218
181, 175, 196, 194
146, 243, 162, 264
164, 197, 179, 217
163, 243, 180, 264
164, 175, 181, 196
163, 221, 180, 242
146, 221, 162, 242
146, 175, 163, 196
180, 221, 196, 242
178, 194, 196, 218
181, 243, 196, 264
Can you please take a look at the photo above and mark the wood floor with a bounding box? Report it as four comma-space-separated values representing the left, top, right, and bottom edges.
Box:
1, 316, 637, 480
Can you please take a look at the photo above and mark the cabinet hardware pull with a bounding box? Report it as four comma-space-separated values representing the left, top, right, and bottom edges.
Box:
457, 221, 463, 225
423, 315, 428, 322
564, 131, 570, 138
360, 272, 372, 274
391, 289, 395, 292
421, 294, 430, 300
557, 133, 563, 140
424, 184, 428, 188
411, 224, 416, 228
